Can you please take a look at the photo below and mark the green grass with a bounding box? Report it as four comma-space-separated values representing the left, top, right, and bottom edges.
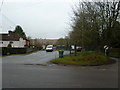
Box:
51, 51, 116, 66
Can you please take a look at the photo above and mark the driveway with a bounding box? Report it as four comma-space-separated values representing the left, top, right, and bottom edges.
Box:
2, 51, 118, 88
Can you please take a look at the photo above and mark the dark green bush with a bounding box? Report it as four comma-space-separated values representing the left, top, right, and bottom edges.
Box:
1, 47, 27, 55
109, 48, 120, 58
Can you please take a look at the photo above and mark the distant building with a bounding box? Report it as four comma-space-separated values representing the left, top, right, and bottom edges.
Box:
38, 39, 58, 45
0, 31, 30, 48
30, 39, 58, 49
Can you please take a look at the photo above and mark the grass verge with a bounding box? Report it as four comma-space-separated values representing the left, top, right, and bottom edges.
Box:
51, 51, 116, 66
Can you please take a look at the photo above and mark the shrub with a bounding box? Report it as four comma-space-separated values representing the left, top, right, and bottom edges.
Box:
2, 47, 27, 55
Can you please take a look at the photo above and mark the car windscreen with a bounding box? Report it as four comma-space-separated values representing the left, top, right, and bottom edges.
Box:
47, 46, 52, 48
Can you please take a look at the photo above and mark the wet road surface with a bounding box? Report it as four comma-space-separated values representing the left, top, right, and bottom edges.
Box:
2, 51, 69, 65
2, 51, 118, 88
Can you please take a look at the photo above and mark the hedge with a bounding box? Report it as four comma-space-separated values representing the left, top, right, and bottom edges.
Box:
109, 48, 120, 58
0, 47, 33, 55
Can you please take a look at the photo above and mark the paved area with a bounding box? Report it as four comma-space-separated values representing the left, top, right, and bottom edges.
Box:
2, 51, 118, 88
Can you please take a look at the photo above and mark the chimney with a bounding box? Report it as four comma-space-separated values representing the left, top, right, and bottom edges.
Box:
8, 30, 13, 35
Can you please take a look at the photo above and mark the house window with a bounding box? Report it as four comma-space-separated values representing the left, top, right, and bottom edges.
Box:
9, 41, 13, 44
0, 42, 3, 44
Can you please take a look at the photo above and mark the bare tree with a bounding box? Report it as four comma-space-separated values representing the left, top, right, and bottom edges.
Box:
69, 1, 120, 50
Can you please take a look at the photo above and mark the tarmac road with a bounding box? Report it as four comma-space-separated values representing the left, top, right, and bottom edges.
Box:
2, 51, 118, 88
2, 51, 70, 65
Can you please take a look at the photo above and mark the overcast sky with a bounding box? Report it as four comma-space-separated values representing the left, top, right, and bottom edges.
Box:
0, 0, 80, 39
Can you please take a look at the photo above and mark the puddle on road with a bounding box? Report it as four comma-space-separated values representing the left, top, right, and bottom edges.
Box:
23, 63, 59, 67
23, 64, 47, 66
36, 64, 47, 66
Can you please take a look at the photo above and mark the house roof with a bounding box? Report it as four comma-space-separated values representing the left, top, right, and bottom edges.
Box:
0, 33, 21, 41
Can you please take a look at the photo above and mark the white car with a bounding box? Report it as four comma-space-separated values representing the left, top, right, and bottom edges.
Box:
46, 45, 53, 52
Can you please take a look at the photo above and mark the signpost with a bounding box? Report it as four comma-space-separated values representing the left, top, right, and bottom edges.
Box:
104, 45, 109, 56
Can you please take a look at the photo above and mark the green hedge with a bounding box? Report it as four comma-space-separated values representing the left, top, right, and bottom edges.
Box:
0, 47, 27, 55
0, 48, 2, 55
109, 48, 120, 58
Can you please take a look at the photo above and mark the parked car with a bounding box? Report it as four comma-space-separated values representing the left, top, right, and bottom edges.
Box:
76, 46, 82, 52
46, 45, 53, 52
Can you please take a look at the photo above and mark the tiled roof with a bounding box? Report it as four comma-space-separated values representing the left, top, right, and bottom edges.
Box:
0, 33, 21, 41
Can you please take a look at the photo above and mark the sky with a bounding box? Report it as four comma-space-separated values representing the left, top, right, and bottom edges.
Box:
0, 0, 80, 39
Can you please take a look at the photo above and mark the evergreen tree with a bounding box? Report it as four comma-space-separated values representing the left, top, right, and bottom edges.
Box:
13, 25, 26, 39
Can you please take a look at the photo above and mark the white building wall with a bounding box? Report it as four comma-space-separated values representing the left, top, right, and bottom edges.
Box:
19, 38, 26, 47
12, 41, 19, 47
0, 39, 26, 48
0, 41, 9, 47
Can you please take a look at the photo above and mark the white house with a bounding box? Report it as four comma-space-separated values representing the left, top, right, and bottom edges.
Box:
0, 31, 29, 48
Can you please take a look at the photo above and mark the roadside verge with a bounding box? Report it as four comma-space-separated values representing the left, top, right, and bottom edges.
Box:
50, 51, 116, 66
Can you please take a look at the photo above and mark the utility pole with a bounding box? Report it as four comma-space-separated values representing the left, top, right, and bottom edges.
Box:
74, 44, 77, 56
81, 3, 84, 49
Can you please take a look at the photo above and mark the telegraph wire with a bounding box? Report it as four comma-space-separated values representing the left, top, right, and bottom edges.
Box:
2, 13, 16, 26
0, 0, 16, 32
2, 13, 16, 31
0, 0, 4, 12
0, 0, 4, 32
